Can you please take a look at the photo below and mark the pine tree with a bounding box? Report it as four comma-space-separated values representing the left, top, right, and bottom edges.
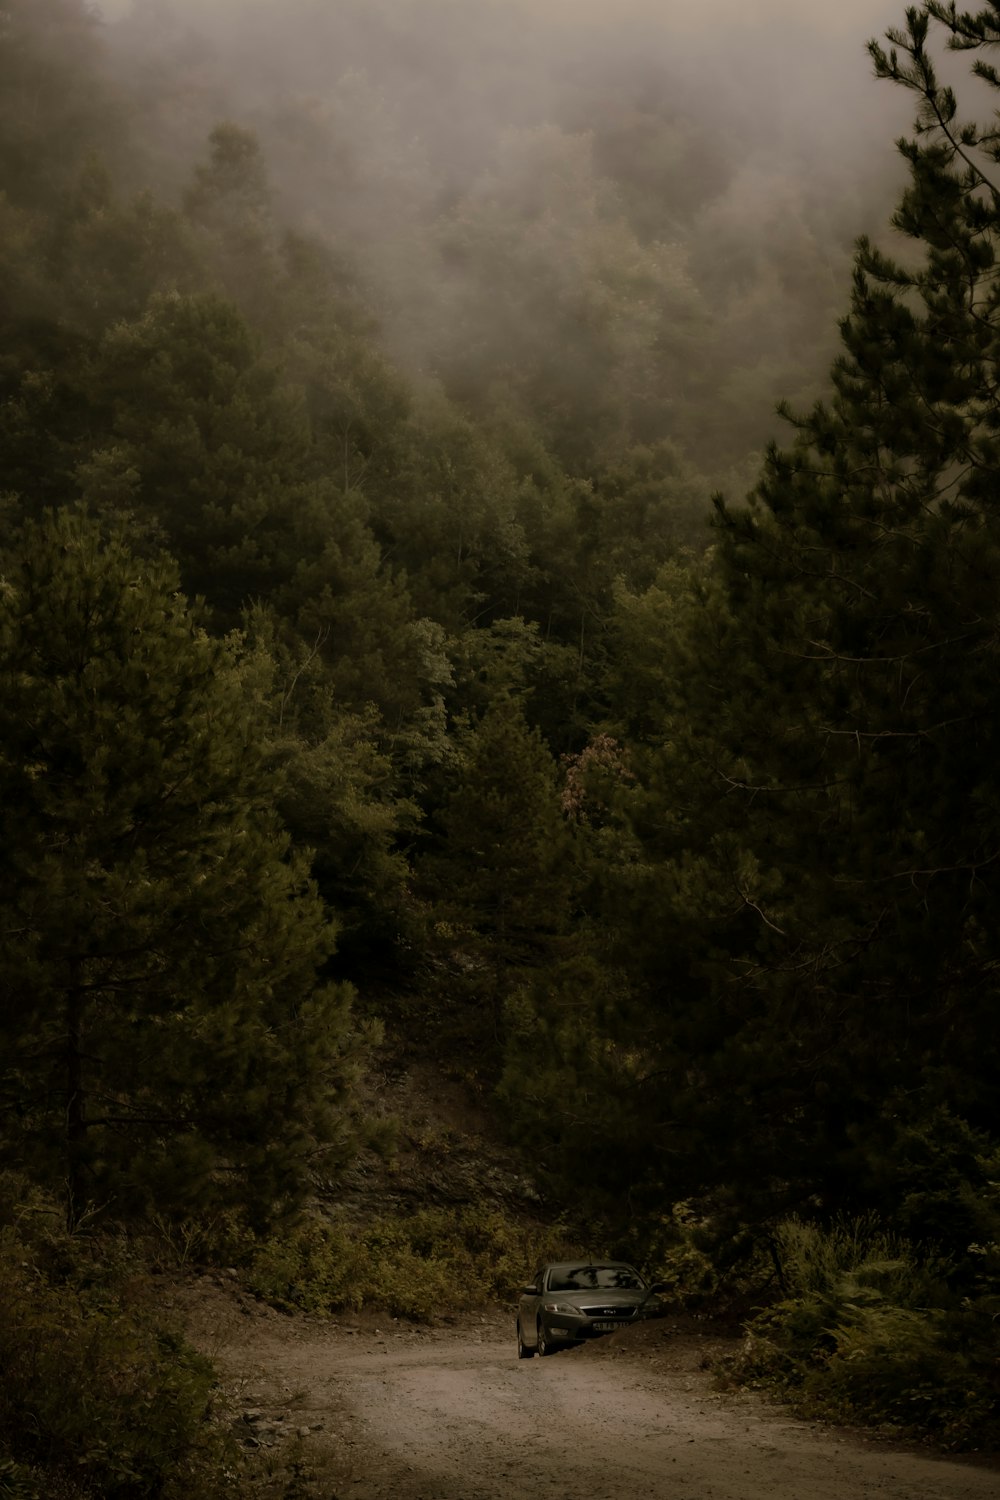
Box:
183, 121, 280, 317
597, 3, 1000, 1241
0, 508, 361, 1227
421, 694, 573, 1067
0, 1, 122, 217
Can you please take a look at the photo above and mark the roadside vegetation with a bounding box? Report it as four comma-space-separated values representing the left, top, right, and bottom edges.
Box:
1, 1, 999, 1489
727, 1215, 1000, 1449
0, 1176, 240, 1500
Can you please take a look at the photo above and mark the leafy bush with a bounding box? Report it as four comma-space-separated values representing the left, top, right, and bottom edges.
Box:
643, 1202, 731, 1304
813, 1303, 995, 1444
0, 1177, 238, 1500
728, 1216, 1000, 1449
241, 1207, 572, 1321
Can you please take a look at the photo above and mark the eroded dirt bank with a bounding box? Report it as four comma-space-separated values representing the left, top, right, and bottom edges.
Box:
176, 1283, 999, 1500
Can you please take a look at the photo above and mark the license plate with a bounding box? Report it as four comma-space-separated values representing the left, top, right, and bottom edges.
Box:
592, 1321, 619, 1331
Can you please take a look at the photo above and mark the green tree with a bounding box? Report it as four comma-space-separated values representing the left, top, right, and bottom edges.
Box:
87, 290, 308, 607
421, 694, 572, 1067
421, 123, 707, 471
243, 605, 418, 968
183, 121, 280, 317
0, 508, 361, 1227
49, 159, 203, 334
0, 0, 123, 217
574, 2, 1000, 1243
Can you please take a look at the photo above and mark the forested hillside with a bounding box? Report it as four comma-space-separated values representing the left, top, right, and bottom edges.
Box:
1, 1, 998, 1492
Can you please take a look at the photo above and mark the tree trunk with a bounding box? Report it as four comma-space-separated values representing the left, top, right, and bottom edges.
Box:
65, 959, 86, 1231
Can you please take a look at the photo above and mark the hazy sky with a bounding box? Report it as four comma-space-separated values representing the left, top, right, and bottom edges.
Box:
95, 0, 902, 36
82, 0, 925, 474
528, 0, 901, 32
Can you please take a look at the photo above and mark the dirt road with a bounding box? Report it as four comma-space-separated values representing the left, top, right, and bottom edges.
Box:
179, 1287, 999, 1500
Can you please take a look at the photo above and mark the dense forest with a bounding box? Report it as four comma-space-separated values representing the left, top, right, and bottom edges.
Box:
1, 0, 999, 1492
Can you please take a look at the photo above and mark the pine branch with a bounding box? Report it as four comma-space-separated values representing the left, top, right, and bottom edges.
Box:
818, 715, 975, 739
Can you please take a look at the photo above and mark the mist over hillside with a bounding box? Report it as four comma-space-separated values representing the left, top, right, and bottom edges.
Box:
94, 0, 912, 475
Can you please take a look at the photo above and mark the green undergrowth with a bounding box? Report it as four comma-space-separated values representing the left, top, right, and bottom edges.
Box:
635, 1203, 725, 1308
215, 1206, 574, 1321
0, 1176, 239, 1500
159, 1200, 717, 1325
722, 1216, 1000, 1450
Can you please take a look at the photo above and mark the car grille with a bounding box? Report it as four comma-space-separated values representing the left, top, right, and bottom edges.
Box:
579, 1306, 636, 1319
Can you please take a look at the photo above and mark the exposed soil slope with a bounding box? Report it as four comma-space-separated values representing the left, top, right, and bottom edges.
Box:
175, 1280, 999, 1500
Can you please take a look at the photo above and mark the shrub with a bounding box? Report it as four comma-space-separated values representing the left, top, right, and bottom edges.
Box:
241, 1206, 573, 1320
0, 1179, 238, 1500
728, 1216, 1000, 1449
813, 1303, 995, 1445
638, 1204, 721, 1306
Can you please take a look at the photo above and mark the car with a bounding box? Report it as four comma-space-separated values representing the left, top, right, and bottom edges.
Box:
516, 1260, 668, 1357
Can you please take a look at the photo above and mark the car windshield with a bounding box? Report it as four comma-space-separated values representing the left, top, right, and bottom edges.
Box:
546, 1265, 646, 1292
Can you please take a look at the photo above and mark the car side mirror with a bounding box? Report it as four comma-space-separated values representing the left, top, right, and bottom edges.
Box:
521, 1284, 539, 1295
649, 1282, 670, 1296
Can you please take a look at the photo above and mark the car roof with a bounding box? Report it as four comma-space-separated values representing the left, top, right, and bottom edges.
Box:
542, 1260, 638, 1271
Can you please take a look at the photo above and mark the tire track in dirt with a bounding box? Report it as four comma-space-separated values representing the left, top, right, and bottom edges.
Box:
330, 1338, 998, 1500
177, 1286, 999, 1500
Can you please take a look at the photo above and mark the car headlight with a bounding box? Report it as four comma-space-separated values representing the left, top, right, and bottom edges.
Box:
541, 1301, 578, 1315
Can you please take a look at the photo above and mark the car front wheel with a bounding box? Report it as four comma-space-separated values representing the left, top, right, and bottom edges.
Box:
537, 1321, 555, 1356
517, 1320, 534, 1358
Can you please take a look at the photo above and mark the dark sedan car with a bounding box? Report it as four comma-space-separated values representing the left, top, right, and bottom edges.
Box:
516, 1260, 667, 1357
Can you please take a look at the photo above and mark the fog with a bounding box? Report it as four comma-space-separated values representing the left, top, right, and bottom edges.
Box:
97, 0, 898, 31
90, 0, 921, 472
